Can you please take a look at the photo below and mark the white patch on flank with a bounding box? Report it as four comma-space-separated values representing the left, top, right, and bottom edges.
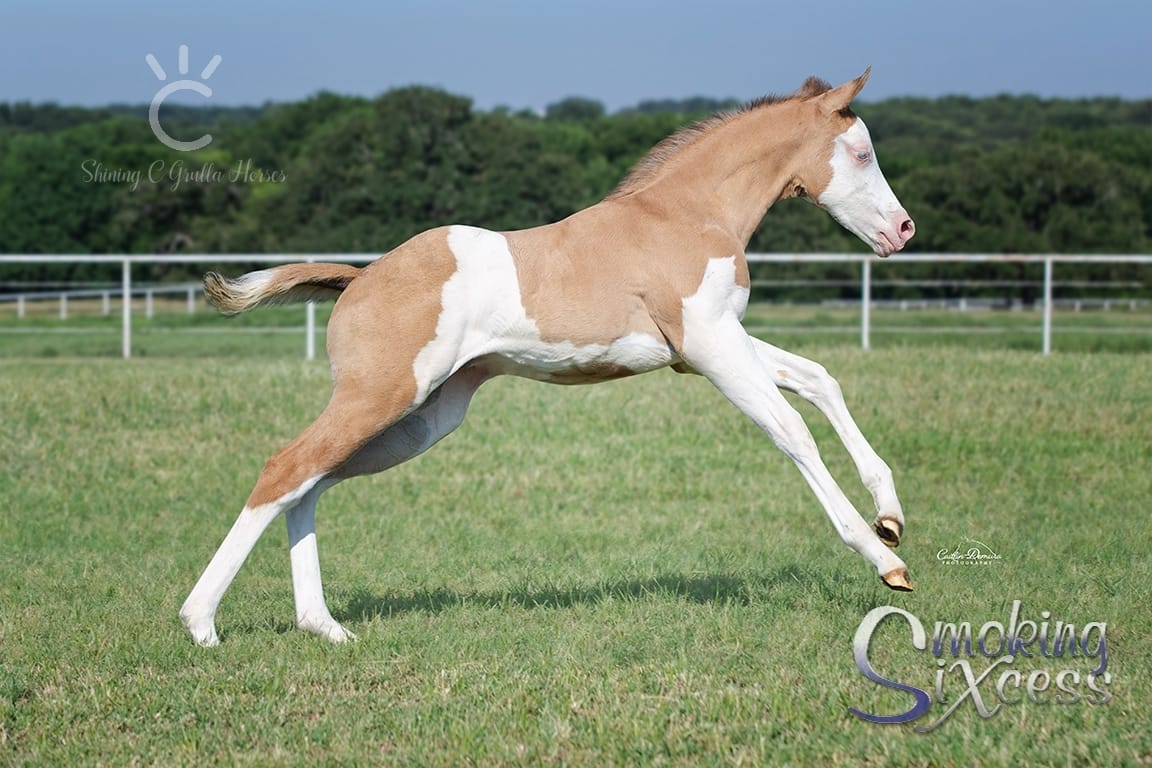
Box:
816, 117, 904, 255
412, 225, 675, 398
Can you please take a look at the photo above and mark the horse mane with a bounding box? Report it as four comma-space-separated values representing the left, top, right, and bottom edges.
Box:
606, 76, 833, 200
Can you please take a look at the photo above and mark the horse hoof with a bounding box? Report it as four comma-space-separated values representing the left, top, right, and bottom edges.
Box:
182, 616, 220, 647
881, 567, 914, 592
875, 518, 903, 548
299, 617, 358, 644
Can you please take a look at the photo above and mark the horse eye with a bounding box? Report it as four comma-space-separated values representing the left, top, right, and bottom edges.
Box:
856, 151, 871, 163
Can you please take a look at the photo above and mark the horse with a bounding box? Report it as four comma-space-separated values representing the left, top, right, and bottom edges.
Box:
180, 68, 916, 646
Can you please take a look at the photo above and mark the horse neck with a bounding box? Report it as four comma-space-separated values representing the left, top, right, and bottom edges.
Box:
629, 105, 811, 248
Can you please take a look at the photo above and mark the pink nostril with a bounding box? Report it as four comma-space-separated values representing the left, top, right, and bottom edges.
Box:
899, 218, 915, 242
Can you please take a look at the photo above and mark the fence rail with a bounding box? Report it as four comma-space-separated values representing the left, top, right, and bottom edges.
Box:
2, 253, 1151, 358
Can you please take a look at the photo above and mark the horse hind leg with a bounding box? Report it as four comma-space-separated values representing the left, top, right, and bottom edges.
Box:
331, 365, 490, 481
285, 479, 351, 642
180, 489, 301, 647
180, 364, 492, 646
180, 380, 423, 646
282, 365, 491, 642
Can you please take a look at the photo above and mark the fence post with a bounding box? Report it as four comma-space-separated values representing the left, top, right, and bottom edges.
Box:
306, 301, 316, 360
304, 256, 317, 361
102, 291, 111, 315
1042, 258, 1053, 355
146, 289, 154, 319
187, 286, 196, 314
122, 258, 132, 359
60, 293, 68, 320
17, 295, 25, 319
861, 258, 872, 351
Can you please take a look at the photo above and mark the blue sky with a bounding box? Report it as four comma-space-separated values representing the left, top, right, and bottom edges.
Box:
2, 0, 1150, 111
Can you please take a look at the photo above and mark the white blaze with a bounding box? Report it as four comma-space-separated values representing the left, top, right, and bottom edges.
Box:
816, 118, 906, 256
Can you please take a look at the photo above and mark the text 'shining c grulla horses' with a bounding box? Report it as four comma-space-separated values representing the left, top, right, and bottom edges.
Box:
181, 69, 917, 646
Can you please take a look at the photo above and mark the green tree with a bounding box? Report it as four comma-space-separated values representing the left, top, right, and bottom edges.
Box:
901, 143, 1147, 254
2, 90, 1150, 299
545, 97, 605, 122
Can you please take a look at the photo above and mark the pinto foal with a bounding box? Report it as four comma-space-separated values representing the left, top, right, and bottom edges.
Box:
181, 69, 916, 646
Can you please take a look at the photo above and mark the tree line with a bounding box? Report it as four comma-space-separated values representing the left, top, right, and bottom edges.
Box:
1, 88, 1150, 300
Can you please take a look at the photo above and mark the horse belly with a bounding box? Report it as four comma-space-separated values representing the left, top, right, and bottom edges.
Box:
485, 331, 677, 384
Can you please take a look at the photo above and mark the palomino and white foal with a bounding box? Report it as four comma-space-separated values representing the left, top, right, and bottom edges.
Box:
181, 69, 916, 646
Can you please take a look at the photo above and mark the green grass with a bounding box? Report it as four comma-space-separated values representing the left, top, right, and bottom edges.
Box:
1, 348, 1150, 766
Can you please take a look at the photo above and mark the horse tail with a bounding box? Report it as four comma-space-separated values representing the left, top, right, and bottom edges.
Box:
203, 263, 362, 316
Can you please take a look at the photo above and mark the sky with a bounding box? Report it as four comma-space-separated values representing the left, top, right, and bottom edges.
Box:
1, 0, 1150, 112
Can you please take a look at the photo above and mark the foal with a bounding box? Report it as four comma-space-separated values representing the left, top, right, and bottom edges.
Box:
181, 69, 916, 646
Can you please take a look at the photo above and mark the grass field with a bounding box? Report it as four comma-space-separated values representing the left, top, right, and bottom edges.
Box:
2, 343, 1151, 765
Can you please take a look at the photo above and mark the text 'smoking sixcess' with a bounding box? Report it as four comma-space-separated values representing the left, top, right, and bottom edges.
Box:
850, 600, 1110, 732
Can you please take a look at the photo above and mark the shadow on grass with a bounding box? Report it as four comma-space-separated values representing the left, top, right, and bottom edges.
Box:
334, 564, 875, 623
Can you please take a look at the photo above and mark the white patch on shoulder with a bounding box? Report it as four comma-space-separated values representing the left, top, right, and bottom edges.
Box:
412, 225, 675, 397
679, 256, 751, 363
682, 256, 750, 322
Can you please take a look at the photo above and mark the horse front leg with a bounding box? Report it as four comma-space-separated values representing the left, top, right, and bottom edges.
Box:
751, 339, 905, 548
676, 310, 912, 591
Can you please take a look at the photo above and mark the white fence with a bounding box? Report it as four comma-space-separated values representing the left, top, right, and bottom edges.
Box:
1, 253, 1151, 358
0, 254, 376, 360
4, 282, 202, 320
757, 253, 1152, 354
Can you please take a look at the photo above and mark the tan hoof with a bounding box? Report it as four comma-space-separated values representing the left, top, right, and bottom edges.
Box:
875, 518, 903, 548
881, 567, 914, 592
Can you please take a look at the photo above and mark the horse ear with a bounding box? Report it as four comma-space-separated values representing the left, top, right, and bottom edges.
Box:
817, 67, 872, 114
